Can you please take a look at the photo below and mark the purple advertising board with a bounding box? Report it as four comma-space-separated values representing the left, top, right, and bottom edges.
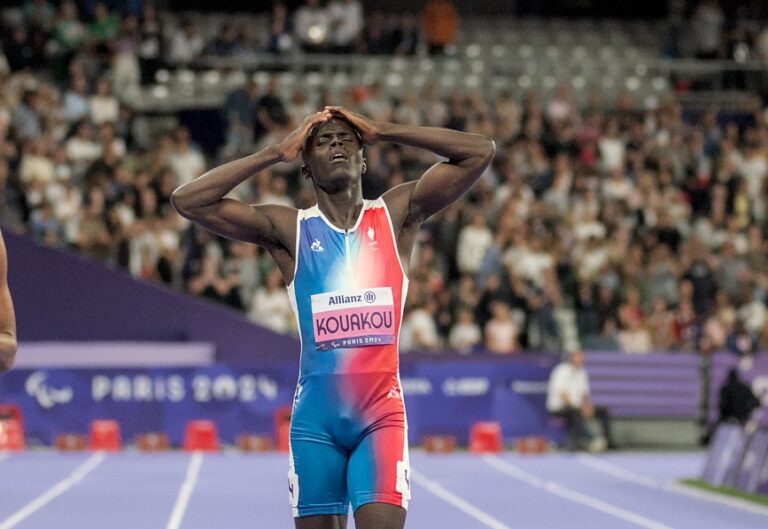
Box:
701, 423, 746, 487
0, 357, 558, 446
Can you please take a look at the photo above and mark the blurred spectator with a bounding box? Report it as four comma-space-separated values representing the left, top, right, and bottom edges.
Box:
456, 210, 492, 275
328, 0, 363, 54
54, 1, 87, 53
89, 2, 120, 44
392, 15, 419, 56
360, 11, 393, 55
187, 251, 242, 309
421, 0, 458, 55
222, 80, 260, 158
138, 2, 163, 84
12, 90, 43, 141
400, 298, 440, 352
484, 301, 519, 354
61, 74, 91, 123
168, 19, 204, 65
249, 268, 292, 333
112, 16, 141, 96
691, 0, 724, 60
448, 308, 481, 353
718, 368, 760, 425
617, 318, 653, 354
547, 350, 612, 451
90, 78, 119, 124
268, 2, 294, 54
167, 127, 205, 188
295, 0, 331, 53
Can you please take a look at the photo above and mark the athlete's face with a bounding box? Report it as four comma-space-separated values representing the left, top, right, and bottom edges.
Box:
302, 118, 365, 193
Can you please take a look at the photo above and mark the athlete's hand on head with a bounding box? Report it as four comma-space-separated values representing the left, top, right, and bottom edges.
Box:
275, 110, 332, 162
325, 106, 380, 145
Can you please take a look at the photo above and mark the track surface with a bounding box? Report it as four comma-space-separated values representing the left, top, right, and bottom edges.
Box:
0, 451, 766, 528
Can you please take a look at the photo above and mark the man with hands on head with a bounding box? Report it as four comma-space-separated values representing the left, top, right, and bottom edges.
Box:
172, 106, 494, 529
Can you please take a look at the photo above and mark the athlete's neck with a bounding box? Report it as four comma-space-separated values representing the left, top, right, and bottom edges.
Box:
314, 184, 364, 231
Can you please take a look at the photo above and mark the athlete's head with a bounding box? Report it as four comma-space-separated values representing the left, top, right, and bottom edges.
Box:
300, 117, 366, 194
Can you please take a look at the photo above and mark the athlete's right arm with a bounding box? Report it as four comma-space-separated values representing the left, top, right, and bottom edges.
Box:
171, 110, 331, 248
0, 231, 17, 373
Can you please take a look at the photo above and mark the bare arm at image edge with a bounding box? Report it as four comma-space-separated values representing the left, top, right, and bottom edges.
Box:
0, 230, 17, 372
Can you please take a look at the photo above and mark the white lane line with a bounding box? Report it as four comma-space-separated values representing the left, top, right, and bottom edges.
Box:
410, 468, 512, 529
165, 452, 204, 529
579, 454, 768, 517
0, 453, 106, 529
578, 455, 665, 488
484, 456, 674, 529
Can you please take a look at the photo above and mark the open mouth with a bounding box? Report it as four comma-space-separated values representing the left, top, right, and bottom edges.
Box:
330, 153, 347, 163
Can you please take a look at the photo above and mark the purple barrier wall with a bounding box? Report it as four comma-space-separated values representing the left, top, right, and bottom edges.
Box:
4, 232, 298, 363
585, 352, 701, 418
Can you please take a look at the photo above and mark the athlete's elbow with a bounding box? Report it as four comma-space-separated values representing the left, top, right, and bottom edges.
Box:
479, 137, 496, 164
468, 137, 495, 171
171, 186, 195, 218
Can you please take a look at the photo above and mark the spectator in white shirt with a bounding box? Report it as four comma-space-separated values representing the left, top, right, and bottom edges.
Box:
168, 20, 204, 65
328, 0, 363, 53
167, 127, 205, 188
294, 0, 331, 53
90, 77, 119, 124
457, 211, 493, 275
547, 350, 613, 451
400, 299, 441, 352
448, 309, 481, 353
65, 120, 100, 177
617, 318, 653, 354
484, 301, 519, 354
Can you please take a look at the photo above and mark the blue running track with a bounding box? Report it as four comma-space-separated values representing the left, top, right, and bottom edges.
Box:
0, 451, 766, 528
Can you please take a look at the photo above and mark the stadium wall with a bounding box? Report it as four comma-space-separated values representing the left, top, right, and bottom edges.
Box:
4, 232, 298, 363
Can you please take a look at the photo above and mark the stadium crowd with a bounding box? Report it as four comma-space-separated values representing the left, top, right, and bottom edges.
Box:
2, 1, 768, 356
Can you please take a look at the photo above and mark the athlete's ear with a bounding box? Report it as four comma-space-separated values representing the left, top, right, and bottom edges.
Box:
361, 159, 367, 175
301, 164, 311, 180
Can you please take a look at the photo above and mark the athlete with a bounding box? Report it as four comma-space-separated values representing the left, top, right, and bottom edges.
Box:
0, 229, 17, 373
172, 106, 494, 529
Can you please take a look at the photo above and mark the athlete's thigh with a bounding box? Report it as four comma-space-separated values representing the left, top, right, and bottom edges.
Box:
347, 415, 410, 513
290, 437, 350, 518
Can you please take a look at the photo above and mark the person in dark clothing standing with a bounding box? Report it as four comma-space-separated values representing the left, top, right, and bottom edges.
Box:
719, 368, 760, 425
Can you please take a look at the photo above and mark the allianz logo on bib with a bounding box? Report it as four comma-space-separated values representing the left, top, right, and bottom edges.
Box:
328, 291, 376, 305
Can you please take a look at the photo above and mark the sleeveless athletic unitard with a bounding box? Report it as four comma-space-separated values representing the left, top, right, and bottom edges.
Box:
286, 197, 411, 517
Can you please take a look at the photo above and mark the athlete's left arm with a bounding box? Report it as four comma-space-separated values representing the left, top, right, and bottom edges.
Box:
325, 107, 495, 227
0, 231, 17, 373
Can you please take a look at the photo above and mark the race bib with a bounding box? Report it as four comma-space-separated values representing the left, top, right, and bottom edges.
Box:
311, 287, 396, 350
